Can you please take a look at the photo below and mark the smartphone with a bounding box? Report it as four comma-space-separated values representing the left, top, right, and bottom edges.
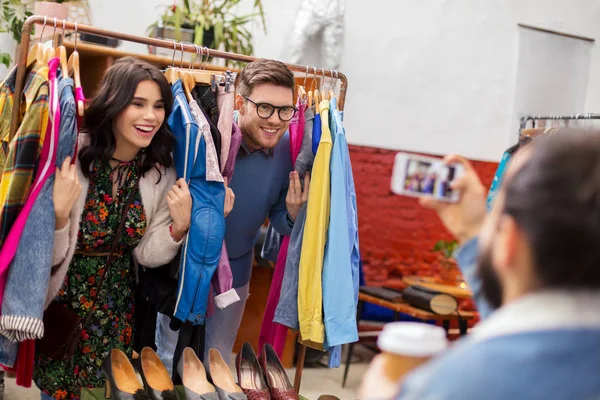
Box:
391, 152, 464, 203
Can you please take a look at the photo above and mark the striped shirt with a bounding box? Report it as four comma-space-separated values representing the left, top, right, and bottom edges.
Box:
0, 63, 49, 244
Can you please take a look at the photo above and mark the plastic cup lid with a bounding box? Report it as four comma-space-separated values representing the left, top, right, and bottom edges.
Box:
377, 322, 448, 357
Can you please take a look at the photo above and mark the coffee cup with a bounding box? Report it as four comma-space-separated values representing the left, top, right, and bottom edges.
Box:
377, 322, 448, 382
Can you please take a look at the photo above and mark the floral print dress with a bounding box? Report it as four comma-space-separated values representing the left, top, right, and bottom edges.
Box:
34, 158, 147, 400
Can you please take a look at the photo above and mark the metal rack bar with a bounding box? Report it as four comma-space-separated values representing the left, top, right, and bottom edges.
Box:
10, 15, 349, 140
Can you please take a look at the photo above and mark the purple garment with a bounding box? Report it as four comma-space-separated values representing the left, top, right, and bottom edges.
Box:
208, 120, 243, 315
222, 120, 242, 179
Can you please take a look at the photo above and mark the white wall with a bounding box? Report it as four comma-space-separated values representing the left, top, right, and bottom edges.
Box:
12, 0, 600, 161
0, 33, 16, 77
248, 0, 600, 162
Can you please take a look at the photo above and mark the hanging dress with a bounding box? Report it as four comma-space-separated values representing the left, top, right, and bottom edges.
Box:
34, 158, 146, 400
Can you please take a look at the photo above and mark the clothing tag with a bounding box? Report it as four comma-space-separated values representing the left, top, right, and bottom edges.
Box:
225, 70, 231, 93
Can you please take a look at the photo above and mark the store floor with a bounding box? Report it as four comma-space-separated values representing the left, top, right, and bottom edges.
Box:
6, 347, 373, 400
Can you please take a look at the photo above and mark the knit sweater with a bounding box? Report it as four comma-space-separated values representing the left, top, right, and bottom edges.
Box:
225, 132, 294, 287
48, 137, 184, 307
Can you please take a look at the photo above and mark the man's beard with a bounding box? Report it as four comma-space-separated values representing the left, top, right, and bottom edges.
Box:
476, 245, 504, 310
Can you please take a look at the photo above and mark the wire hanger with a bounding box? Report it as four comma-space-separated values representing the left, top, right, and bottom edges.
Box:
329, 70, 337, 101
313, 67, 321, 108
56, 19, 68, 74
67, 22, 84, 117
27, 16, 47, 67
177, 42, 194, 103
320, 67, 328, 100
42, 17, 58, 64
188, 45, 219, 86
164, 40, 179, 84
297, 65, 307, 103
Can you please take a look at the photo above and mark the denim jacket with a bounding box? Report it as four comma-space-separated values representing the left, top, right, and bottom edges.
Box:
0, 76, 76, 367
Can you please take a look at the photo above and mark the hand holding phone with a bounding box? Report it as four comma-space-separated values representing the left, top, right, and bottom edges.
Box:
391, 153, 465, 203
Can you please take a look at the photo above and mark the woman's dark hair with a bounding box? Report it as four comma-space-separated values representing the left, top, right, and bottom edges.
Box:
79, 56, 175, 179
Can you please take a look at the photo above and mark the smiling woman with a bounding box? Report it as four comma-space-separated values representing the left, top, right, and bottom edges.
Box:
32, 57, 193, 399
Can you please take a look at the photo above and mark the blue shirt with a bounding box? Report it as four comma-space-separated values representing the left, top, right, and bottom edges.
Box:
322, 97, 360, 349
397, 239, 600, 400
225, 116, 294, 287
486, 151, 511, 211
312, 112, 322, 155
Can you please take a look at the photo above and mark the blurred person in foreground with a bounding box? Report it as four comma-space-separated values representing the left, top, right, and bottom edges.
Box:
361, 129, 600, 400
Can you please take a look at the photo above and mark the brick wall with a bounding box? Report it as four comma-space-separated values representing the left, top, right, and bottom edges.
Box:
349, 145, 498, 287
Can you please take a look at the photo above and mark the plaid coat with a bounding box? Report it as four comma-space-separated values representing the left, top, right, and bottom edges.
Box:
0, 63, 49, 244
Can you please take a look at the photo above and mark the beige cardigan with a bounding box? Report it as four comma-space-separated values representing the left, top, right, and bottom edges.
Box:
48, 157, 183, 307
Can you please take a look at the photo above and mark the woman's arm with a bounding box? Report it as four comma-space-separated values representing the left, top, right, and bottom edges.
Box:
134, 168, 189, 267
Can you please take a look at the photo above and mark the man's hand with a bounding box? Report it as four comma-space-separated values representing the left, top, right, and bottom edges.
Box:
286, 171, 310, 221
358, 354, 402, 400
224, 177, 235, 217
419, 155, 487, 244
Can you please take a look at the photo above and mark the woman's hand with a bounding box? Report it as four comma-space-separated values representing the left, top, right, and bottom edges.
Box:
53, 156, 82, 230
167, 178, 192, 239
224, 177, 235, 217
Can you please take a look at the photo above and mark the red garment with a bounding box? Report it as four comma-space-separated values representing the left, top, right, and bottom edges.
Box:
15, 340, 34, 387
258, 99, 306, 356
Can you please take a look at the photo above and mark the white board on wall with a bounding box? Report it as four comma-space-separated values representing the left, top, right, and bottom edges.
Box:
512, 25, 594, 141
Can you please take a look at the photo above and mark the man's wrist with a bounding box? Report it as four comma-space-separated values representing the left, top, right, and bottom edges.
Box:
456, 227, 480, 246
286, 211, 296, 224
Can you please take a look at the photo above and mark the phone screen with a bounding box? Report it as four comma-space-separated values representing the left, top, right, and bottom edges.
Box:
391, 153, 463, 202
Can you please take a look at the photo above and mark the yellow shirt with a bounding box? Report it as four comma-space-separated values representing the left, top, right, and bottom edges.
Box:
298, 100, 332, 347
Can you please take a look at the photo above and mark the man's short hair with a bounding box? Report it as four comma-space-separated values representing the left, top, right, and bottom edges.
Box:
236, 59, 295, 97
503, 129, 600, 290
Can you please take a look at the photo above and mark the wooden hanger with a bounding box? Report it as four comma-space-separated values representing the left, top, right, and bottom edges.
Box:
320, 68, 328, 101
27, 17, 49, 67
307, 90, 313, 108
56, 46, 68, 73
68, 23, 84, 117
164, 67, 179, 84
178, 69, 195, 103
175, 44, 194, 103
314, 89, 321, 109
56, 20, 68, 73
297, 85, 307, 103
43, 17, 60, 64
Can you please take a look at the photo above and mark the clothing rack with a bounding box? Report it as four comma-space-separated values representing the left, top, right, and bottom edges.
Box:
9, 15, 350, 394
10, 15, 349, 142
520, 113, 600, 129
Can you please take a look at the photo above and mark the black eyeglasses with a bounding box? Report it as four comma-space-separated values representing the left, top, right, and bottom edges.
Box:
242, 96, 297, 122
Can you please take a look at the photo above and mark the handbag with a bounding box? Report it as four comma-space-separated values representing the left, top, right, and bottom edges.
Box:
37, 185, 138, 361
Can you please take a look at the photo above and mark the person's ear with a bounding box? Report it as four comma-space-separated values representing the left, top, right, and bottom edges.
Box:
492, 215, 520, 273
235, 94, 245, 114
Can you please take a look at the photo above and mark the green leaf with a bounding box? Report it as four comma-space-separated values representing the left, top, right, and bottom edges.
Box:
194, 24, 204, 46
214, 21, 223, 49
0, 52, 11, 68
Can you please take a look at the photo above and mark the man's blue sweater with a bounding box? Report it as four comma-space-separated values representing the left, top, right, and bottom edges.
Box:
225, 132, 294, 287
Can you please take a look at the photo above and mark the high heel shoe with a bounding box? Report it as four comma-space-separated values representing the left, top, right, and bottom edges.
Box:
102, 348, 150, 400
136, 347, 180, 400
259, 344, 298, 400
208, 348, 248, 400
177, 347, 219, 400
235, 343, 270, 400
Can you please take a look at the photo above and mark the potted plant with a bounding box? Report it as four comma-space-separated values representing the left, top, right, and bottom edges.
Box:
433, 239, 461, 284
148, 0, 267, 65
0, 0, 32, 67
